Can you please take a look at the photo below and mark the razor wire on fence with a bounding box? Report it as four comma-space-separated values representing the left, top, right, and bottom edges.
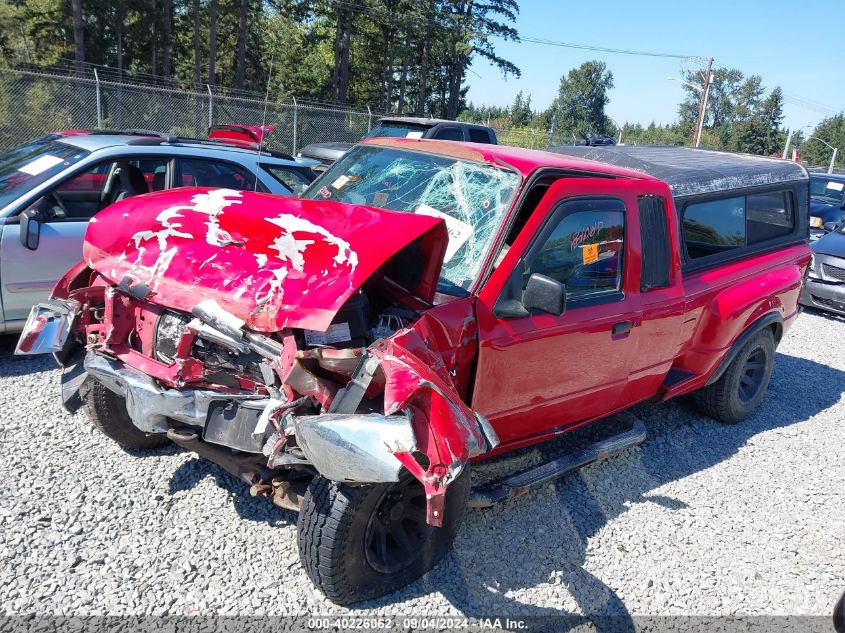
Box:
0, 67, 380, 156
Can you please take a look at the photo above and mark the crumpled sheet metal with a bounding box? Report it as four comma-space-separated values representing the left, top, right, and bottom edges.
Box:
368, 330, 494, 526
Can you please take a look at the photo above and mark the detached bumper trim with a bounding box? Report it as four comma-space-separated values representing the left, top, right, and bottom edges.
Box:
83, 353, 266, 434
15, 299, 81, 356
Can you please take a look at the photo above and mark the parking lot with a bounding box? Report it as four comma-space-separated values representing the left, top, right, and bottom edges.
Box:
1, 308, 843, 619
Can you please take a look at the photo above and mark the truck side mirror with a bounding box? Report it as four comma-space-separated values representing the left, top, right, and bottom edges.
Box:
523, 273, 567, 316
19, 202, 44, 250
823, 221, 840, 233
493, 298, 529, 319
492, 262, 568, 319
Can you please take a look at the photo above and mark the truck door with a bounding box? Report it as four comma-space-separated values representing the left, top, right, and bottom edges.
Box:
472, 178, 645, 446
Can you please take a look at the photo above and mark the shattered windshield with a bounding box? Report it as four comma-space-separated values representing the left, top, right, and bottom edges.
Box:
302, 145, 521, 291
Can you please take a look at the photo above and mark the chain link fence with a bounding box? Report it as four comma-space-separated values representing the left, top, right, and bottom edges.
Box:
0, 67, 382, 156
0, 66, 680, 156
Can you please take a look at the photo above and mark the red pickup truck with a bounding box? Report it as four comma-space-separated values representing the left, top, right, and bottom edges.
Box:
17, 139, 810, 605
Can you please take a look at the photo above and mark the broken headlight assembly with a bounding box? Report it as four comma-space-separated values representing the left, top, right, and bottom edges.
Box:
153, 310, 191, 363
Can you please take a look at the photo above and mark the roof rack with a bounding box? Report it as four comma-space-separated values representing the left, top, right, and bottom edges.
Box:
121, 128, 178, 142
170, 135, 297, 161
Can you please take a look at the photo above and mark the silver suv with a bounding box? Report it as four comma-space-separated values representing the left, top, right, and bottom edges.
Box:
0, 129, 316, 333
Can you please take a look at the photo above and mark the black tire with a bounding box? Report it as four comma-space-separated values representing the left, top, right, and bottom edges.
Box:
84, 380, 169, 449
297, 467, 470, 605
694, 328, 776, 424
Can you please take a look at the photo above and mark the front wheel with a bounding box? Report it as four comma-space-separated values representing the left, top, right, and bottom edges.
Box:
84, 380, 169, 449
297, 467, 470, 605
693, 328, 776, 424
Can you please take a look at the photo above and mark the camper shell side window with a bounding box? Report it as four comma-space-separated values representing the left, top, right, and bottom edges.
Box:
678, 180, 808, 272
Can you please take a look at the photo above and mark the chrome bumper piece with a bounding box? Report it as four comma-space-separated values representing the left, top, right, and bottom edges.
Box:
83, 353, 267, 434
15, 299, 81, 356
292, 412, 417, 483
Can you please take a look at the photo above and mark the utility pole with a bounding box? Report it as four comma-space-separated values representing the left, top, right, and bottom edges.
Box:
692, 57, 713, 148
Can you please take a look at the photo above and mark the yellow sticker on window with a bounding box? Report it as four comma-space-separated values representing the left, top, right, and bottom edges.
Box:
582, 243, 599, 265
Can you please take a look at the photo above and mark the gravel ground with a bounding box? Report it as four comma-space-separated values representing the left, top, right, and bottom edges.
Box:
1, 308, 843, 620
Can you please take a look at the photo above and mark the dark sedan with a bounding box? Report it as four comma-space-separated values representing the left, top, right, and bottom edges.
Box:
800, 221, 845, 315
809, 172, 845, 240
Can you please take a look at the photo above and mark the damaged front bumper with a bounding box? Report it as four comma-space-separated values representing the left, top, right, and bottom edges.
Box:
36, 277, 499, 526
84, 353, 267, 439
82, 351, 422, 485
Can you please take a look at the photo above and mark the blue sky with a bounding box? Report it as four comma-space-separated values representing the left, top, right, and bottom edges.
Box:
466, 0, 844, 131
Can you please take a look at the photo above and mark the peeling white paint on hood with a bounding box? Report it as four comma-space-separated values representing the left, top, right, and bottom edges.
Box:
264, 213, 359, 273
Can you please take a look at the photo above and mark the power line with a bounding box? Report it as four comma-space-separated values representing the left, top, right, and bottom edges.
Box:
782, 93, 836, 111
326, 0, 699, 60
781, 93, 839, 116
517, 35, 704, 61
327, 0, 840, 120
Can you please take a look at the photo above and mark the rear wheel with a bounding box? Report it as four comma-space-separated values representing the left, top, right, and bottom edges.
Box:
297, 467, 470, 605
693, 328, 775, 424
84, 380, 169, 449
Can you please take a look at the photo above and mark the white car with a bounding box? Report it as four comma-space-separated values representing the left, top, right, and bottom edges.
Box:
0, 126, 317, 333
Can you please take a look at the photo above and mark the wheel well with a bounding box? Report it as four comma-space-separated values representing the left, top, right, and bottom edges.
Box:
769, 321, 783, 346
706, 312, 782, 386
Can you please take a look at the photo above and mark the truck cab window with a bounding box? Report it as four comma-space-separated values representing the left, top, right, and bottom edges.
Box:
526, 198, 625, 301
468, 128, 492, 144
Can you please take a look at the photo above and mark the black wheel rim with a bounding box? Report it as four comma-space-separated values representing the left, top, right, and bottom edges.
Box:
364, 476, 432, 575
738, 347, 767, 403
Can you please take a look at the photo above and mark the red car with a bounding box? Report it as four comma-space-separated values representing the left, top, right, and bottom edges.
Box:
17, 139, 810, 604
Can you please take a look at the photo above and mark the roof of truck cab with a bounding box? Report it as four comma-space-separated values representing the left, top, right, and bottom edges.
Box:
361, 137, 662, 181
548, 145, 809, 197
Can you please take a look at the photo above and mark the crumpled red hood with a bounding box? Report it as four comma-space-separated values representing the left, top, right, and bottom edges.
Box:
83, 188, 447, 332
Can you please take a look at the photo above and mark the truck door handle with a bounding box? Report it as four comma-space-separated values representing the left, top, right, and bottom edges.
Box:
612, 321, 632, 336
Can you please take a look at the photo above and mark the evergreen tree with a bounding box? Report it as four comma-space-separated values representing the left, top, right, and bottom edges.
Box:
549, 60, 614, 137
510, 90, 533, 127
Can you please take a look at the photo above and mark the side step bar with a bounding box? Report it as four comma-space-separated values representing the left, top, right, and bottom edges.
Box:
468, 413, 647, 509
